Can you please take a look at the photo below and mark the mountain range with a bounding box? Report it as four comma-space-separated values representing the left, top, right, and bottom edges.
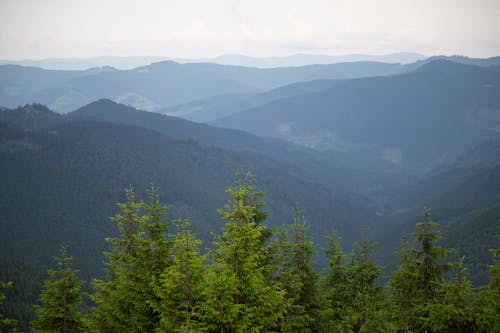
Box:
3, 55, 500, 114
211, 60, 500, 173
1, 55, 499, 291
0, 102, 376, 279
0, 52, 426, 70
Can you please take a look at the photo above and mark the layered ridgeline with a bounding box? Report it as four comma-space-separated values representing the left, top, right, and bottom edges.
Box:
0, 102, 374, 280
212, 60, 500, 173
5, 55, 499, 114
0, 60, 408, 113
2, 98, 499, 276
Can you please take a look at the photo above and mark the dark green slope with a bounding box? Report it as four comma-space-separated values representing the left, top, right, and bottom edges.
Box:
373, 139, 500, 283
0, 140, 118, 278
380, 139, 500, 213
0, 109, 375, 279
0, 103, 62, 128
213, 60, 500, 172
0, 257, 46, 332
69, 99, 402, 190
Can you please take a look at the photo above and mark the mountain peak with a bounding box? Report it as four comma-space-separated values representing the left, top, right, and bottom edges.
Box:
0, 103, 61, 129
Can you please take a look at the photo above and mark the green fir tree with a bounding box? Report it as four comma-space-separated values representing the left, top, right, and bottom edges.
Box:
389, 208, 450, 332
155, 220, 205, 332
89, 186, 171, 332
202, 172, 284, 332
32, 245, 83, 333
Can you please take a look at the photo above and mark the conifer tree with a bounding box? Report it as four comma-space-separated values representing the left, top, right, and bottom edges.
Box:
389, 208, 450, 332
321, 231, 351, 332
1, 281, 18, 332
422, 247, 483, 332
155, 220, 205, 332
202, 172, 284, 332
271, 225, 296, 332
322, 231, 389, 332
135, 185, 173, 320
33, 245, 83, 333
89, 186, 171, 332
469, 241, 500, 332
274, 207, 320, 333
347, 231, 389, 332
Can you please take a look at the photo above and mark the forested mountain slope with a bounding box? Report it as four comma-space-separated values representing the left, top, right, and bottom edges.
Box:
69, 99, 404, 190
213, 60, 500, 172
0, 105, 375, 279
373, 139, 500, 282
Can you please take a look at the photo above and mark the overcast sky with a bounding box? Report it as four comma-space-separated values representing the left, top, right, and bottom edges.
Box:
1, 0, 499, 60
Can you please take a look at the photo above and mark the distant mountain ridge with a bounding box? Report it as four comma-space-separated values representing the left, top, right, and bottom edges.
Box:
0, 52, 426, 70
0, 60, 405, 113
1, 55, 498, 114
211, 60, 500, 172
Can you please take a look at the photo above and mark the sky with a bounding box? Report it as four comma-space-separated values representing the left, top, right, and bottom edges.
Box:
1, 0, 499, 60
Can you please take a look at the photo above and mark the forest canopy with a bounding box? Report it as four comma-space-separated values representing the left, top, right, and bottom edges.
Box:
4, 174, 498, 332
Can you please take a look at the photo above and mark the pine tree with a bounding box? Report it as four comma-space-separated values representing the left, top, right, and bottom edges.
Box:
274, 207, 320, 333
271, 225, 296, 332
155, 220, 205, 332
346, 230, 388, 333
89, 186, 171, 332
389, 208, 450, 332
33, 245, 83, 333
1, 280, 18, 332
322, 230, 389, 332
202, 172, 284, 332
321, 231, 351, 332
469, 240, 500, 332
422, 246, 483, 332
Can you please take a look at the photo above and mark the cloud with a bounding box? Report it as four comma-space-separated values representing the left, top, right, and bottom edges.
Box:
1, 0, 499, 59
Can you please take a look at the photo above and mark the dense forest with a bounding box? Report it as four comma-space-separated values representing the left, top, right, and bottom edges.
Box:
1, 175, 499, 332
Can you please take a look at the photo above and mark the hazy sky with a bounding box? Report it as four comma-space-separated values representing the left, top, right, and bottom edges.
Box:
1, 0, 499, 60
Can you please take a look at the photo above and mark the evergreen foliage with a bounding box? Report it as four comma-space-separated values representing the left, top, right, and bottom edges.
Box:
321, 230, 389, 332
203, 172, 284, 332
154, 220, 205, 332
0, 280, 18, 332
32, 245, 83, 333
23, 177, 499, 332
272, 207, 320, 333
89, 186, 171, 332
389, 209, 450, 331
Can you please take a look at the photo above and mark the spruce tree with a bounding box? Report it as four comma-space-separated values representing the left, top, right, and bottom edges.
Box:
33, 245, 83, 333
1, 281, 18, 332
321, 231, 351, 332
469, 241, 500, 332
274, 207, 320, 333
422, 247, 482, 332
322, 231, 389, 332
389, 208, 450, 332
202, 172, 284, 332
347, 231, 389, 332
155, 220, 205, 332
89, 186, 171, 332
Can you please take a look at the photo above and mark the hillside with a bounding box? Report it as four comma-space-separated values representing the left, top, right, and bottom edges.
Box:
0, 60, 408, 113
212, 60, 500, 172
0, 105, 376, 279
69, 99, 405, 190
372, 139, 500, 283
173, 79, 343, 122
